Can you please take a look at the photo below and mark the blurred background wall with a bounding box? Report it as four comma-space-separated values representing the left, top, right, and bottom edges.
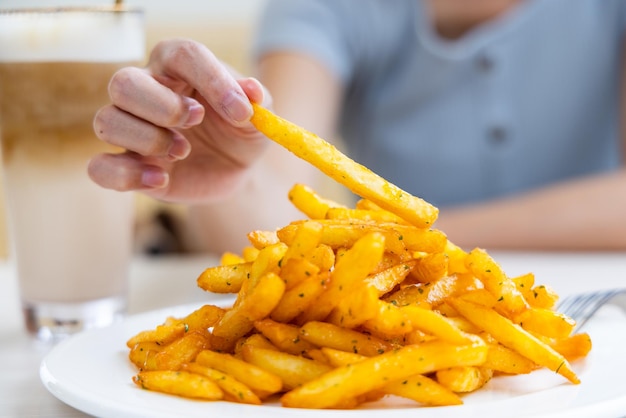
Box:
0, 0, 268, 257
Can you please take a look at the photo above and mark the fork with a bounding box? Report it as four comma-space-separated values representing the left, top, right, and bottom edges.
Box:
556, 288, 626, 332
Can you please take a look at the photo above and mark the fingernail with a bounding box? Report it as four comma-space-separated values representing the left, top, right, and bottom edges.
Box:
141, 168, 169, 188
222, 90, 252, 123
182, 98, 204, 128
168, 132, 191, 161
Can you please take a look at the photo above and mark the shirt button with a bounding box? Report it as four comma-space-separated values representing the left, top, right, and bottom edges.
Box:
488, 125, 508, 144
476, 54, 494, 73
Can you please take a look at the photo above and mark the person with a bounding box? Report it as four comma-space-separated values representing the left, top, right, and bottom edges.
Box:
88, 0, 626, 254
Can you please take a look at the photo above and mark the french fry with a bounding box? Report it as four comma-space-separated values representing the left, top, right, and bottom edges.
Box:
127, 103, 591, 410
281, 339, 487, 409
126, 322, 187, 348
449, 298, 580, 384
483, 343, 537, 375
465, 248, 529, 315
242, 345, 332, 390
133, 370, 223, 400
197, 263, 251, 293
299, 321, 393, 356
327, 282, 380, 329
128, 341, 162, 371
514, 307, 576, 339
297, 231, 385, 323
288, 183, 345, 219
250, 103, 438, 228
175, 304, 226, 332
182, 362, 262, 404
220, 252, 245, 265
367, 260, 417, 295
528, 284, 559, 309
320, 348, 462, 406
270, 271, 328, 323
281, 220, 324, 263
538, 332, 592, 362
326, 206, 409, 224
247, 229, 280, 249
195, 349, 283, 394
254, 319, 317, 356
212, 272, 285, 347
151, 330, 211, 371
279, 257, 320, 290
435, 366, 493, 393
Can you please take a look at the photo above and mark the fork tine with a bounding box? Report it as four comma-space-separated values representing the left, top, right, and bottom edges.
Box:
557, 289, 625, 332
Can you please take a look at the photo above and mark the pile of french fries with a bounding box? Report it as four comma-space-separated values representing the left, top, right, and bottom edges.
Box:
127, 105, 591, 409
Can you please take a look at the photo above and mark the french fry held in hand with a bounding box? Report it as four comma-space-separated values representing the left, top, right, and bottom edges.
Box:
127, 104, 591, 409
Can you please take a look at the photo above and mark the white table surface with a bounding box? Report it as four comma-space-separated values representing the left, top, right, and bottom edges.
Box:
1, 251, 625, 418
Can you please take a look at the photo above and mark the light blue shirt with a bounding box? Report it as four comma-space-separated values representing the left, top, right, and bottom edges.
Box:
254, 0, 626, 207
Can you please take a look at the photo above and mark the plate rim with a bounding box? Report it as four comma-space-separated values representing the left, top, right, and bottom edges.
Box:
40, 302, 626, 418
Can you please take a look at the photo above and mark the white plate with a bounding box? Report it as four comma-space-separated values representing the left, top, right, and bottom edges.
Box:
40, 302, 626, 418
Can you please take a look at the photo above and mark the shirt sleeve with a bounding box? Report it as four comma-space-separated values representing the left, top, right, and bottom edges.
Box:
252, 0, 357, 84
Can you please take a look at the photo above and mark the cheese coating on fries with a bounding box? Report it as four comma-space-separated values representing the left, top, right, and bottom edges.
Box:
127, 106, 591, 409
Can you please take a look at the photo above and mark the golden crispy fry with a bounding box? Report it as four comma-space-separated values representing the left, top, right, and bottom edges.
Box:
127, 105, 590, 410
281, 340, 487, 409
236, 333, 278, 353
444, 240, 469, 275
270, 271, 329, 323
320, 348, 462, 406
511, 272, 535, 298
306, 243, 335, 272
242, 246, 260, 262
278, 220, 408, 256
326, 206, 409, 224
247, 229, 280, 249
367, 260, 417, 295
220, 252, 245, 265
465, 248, 529, 315
435, 366, 493, 393
127, 176, 591, 408
297, 231, 385, 323
282, 220, 324, 263
195, 349, 283, 394
538, 332, 592, 362
212, 272, 285, 347
527, 284, 559, 309
242, 345, 332, 390
327, 282, 380, 329
133, 370, 223, 400
175, 304, 225, 332
288, 183, 345, 219
514, 307, 576, 339
128, 341, 162, 371
410, 252, 449, 283
151, 330, 211, 371
279, 257, 321, 290
250, 103, 438, 228
182, 362, 262, 404
299, 321, 393, 356
449, 298, 579, 384
197, 263, 251, 293
126, 322, 187, 349
483, 343, 537, 375
254, 319, 318, 356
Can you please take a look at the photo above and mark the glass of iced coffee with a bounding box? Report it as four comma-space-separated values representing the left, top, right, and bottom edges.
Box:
0, 7, 144, 341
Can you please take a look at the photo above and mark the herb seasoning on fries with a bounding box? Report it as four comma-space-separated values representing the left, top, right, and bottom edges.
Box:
127, 105, 591, 409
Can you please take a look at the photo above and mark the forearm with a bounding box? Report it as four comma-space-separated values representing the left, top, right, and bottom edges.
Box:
184, 142, 320, 254
435, 169, 626, 251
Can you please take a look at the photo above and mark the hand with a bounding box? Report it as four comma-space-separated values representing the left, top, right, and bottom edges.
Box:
88, 38, 271, 204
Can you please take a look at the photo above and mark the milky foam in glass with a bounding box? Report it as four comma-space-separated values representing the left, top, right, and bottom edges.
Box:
0, 7, 144, 341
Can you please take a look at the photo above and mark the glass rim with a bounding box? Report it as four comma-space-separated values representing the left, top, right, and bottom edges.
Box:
0, 6, 142, 15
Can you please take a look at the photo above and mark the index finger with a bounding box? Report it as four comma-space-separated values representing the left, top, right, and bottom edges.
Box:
148, 39, 253, 126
